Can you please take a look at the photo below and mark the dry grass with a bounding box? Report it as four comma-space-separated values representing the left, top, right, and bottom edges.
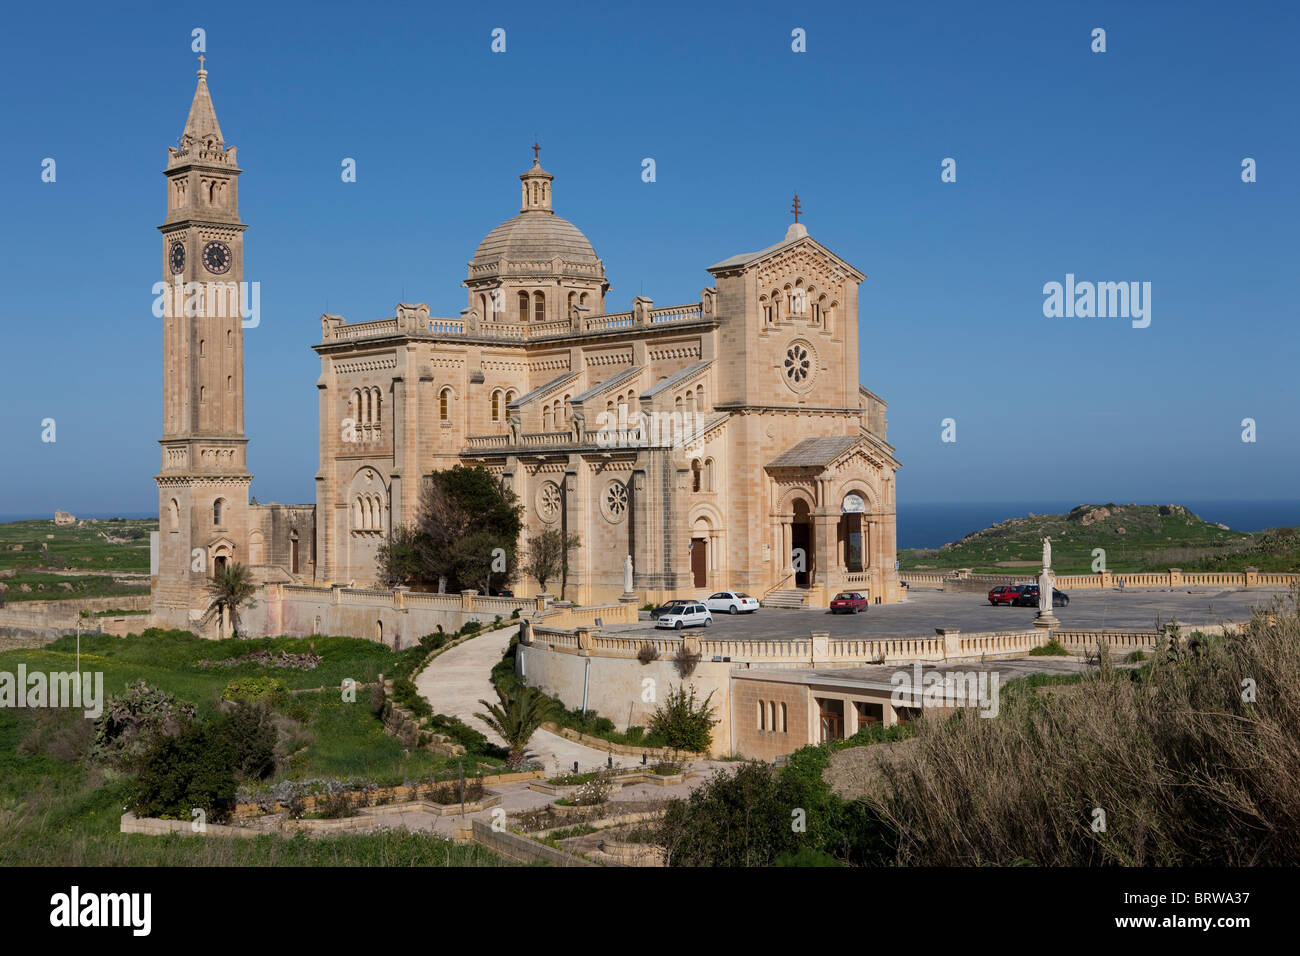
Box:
866, 592, 1300, 865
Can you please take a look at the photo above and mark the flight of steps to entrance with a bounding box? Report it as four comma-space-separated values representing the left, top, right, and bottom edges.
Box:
762, 589, 806, 609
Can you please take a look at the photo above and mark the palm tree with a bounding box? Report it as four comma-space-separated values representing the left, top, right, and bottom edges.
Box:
475, 684, 556, 769
202, 562, 257, 639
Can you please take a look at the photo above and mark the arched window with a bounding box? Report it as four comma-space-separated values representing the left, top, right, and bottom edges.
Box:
518, 291, 529, 323
780, 702, 788, 733
352, 496, 363, 529
226, 329, 232, 347
695, 383, 704, 409
771, 290, 781, 321
479, 293, 489, 321
505, 389, 516, 406
491, 390, 501, 422
757, 700, 765, 730
691, 459, 702, 492
213, 498, 225, 526
199, 339, 205, 357
226, 375, 233, 393
567, 291, 577, 318
351, 388, 361, 424
372, 388, 381, 424
439, 387, 451, 421
169, 498, 180, 531
542, 405, 552, 431
704, 457, 715, 492
533, 291, 545, 323
674, 395, 684, 415
199, 386, 206, 403
769, 701, 777, 732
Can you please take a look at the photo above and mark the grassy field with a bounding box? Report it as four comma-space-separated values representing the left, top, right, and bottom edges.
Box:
0, 628, 515, 865
899, 503, 1299, 575
0, 518, 153, 603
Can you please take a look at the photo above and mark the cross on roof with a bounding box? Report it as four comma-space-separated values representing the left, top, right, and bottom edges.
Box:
532, 140, 541, 163
198, 55, 205, 72
791, 193, 802, 223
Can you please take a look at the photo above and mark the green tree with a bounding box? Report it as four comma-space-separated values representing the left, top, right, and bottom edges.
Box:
376, 523, 424, 588
648, 684, 717, 753
413, 466, 523, 592
474, 683, 556, 769
523, 528, 582, 595
202, 562, 256, 639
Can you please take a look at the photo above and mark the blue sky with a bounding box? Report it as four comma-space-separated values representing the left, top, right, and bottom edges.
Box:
1, 0, 1296, 516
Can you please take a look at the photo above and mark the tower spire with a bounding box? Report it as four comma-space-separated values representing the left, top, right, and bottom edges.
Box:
181, 59, 224, 147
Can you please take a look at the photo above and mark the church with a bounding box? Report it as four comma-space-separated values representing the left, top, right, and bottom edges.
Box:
152, 65, 902, 629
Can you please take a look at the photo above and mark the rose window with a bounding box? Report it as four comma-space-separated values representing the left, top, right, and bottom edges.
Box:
537, 481, 562, 522
784, 344, 811, 384
602, 481, 629, 522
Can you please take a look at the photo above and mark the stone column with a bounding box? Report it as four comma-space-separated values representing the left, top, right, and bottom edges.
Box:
843, 698, 859, 737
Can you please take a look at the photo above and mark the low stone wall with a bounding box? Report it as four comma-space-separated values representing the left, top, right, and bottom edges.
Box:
540, 724, 704, 761
470, 818, 597, 867
904, 569, 1298, 593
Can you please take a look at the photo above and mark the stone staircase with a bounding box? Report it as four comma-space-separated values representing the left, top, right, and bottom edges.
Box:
763, 589, 806, 609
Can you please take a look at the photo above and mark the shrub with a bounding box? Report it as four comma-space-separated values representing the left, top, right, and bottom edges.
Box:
672, 644, 701, 678
637, 644, 660, 664
89, 680, 197, 768
869, 595, 1300, 865
221, 675, 289, 708
648, 685, 717, 753
1028, 638, 1070, 657
390, 677, 431, 717
570, 776, 613, 806
211, 705, 279, 781
427, 714, 499, 756
130, 723, 238, 822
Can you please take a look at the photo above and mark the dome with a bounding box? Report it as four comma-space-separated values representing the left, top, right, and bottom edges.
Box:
470, 212, 599, 267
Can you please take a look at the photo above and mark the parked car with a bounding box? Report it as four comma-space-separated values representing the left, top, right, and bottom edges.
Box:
650, 599, 692, 620
703, 590, 759, 614
988, 585, 1026, 606
654, 602, 713, 629
829, 591, 868, 614
1013, 585, 1071, 607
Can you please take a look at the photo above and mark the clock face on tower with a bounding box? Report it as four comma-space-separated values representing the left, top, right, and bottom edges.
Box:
201, 240, 233, 274
169, 241, 186, 275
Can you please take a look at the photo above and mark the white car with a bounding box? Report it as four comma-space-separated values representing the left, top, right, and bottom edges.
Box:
704, 591, 760, 614
655, 602, 713, 629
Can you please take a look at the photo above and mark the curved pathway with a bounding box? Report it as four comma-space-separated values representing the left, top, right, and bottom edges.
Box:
413, 624, 645, 774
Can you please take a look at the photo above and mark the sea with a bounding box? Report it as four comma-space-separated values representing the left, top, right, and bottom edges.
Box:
5, 500, 1299, 552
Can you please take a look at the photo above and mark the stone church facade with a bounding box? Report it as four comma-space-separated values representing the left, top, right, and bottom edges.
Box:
154, 67, 901, 623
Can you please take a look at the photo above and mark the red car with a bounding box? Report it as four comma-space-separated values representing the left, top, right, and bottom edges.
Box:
988, 585, 1026, 606
830, 591, 868, 614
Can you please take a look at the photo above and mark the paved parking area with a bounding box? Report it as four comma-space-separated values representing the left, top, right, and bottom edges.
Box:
606, 587, 1283, 640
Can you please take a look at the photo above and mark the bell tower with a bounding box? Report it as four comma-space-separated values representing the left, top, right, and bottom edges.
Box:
153, 60, 252, 629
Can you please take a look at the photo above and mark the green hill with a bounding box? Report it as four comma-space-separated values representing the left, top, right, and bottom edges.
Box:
899, 504, 1299, 575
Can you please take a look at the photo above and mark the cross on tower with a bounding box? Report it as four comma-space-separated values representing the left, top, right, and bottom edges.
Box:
198, 55, 206, 72
532, 140, 541, 163
791, 193, 802, 223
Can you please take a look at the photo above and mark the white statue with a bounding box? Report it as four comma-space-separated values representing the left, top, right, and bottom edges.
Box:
1042, 536, 1052, 570
624, 554, 634, 593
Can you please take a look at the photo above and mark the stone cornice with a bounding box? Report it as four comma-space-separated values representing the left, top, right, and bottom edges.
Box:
312, 318, 718, 356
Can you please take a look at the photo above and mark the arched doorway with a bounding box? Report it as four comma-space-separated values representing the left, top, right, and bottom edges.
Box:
792, 499, 813, 589
690, 519, 709, 589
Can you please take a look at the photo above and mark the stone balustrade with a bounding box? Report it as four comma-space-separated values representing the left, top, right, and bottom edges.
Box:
903, 568, 1297, 592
